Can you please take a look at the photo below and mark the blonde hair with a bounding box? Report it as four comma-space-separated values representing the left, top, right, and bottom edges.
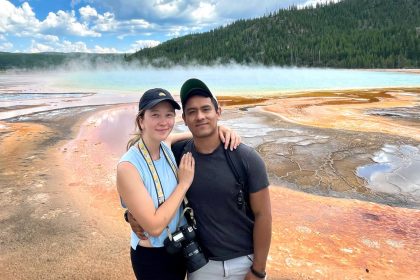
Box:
126, 110, 145, 150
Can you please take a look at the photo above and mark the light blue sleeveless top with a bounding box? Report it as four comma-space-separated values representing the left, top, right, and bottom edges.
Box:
119, 141, 185, 249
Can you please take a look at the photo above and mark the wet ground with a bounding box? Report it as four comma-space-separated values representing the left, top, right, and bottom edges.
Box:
220, 107, 420, 208
10, 94, 416, 210
1, 87, 419, 279
0, 106, 133, 279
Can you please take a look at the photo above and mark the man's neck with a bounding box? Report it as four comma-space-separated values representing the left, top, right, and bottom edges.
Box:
193, 133, 221, 154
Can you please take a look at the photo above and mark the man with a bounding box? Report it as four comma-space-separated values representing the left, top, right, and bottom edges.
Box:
128, 78, 272, 279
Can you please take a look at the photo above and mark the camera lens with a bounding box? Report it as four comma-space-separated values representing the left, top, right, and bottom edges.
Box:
183, 241, 200, 258
183, 241, 208, 273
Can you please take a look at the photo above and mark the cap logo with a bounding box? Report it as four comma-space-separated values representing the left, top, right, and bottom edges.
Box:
159, 92, 166, 96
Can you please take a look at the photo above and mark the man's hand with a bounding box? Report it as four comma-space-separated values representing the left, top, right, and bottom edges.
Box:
127, 211, 148, 240
244, 271, 263, 280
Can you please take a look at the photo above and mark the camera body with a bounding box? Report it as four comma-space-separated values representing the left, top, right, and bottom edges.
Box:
164, 224, 208, 273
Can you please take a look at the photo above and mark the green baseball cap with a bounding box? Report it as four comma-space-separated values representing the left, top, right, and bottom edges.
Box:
180, 78, 217, 107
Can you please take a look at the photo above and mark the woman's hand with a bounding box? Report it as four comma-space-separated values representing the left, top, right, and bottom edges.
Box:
218, 125, 241, 151
177, 152, 195, 189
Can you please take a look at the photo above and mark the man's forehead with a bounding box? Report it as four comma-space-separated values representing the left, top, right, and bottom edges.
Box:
184, 95, 213, 108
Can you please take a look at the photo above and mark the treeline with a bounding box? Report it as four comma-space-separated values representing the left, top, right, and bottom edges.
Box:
0, 52, 125, 70
129, 0, 420, 68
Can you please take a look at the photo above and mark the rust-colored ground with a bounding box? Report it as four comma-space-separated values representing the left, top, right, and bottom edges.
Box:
263, 88, 420, 141
1, 88, 419, 279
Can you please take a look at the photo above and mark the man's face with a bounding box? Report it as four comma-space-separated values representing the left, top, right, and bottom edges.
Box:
182, 95, 221, 139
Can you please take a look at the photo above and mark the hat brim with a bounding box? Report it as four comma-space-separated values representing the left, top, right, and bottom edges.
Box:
141, 98, 181, 110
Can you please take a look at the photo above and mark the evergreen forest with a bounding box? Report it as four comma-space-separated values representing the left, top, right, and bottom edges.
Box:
129, 0, 420, 68
0, 52, 124, 70
1, 0, 419, 70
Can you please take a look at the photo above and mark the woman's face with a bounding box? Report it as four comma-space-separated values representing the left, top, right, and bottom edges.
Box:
139, 101, 176, 142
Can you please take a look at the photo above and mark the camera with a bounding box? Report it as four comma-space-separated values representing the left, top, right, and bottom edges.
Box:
164, 224, 208, 273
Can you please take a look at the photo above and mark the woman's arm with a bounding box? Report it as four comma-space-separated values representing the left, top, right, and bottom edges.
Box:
165, 125, 241, 150
117, 153, 194, 237
165, 131, 191, 147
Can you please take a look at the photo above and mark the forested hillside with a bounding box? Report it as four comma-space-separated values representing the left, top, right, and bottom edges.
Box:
129, 0, 420, 68
0, 52, 124, 70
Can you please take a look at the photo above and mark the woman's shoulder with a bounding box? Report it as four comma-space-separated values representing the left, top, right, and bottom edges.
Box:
119, 144, 141, 164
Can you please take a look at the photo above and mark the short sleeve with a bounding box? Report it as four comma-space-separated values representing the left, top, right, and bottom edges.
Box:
243, 147, 270, 193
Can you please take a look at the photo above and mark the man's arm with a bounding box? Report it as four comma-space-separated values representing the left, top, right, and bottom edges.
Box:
246, 187, 272, 279
126, 210, 148, 240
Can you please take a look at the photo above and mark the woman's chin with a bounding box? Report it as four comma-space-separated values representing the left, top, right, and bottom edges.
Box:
154, 131, 171, 142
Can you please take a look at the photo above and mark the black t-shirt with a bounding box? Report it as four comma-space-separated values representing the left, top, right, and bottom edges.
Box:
171, 141, 269, 261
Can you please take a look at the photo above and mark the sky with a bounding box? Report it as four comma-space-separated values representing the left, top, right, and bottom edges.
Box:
0, 0, 340, 53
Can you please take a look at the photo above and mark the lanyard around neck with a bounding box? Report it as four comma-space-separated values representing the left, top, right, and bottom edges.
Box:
137, 138, 178, 206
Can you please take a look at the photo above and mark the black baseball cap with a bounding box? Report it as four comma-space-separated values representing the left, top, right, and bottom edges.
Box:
180, 78, 218, 108
139, 88, 181, 111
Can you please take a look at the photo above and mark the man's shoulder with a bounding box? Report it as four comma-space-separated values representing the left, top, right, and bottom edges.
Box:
233, 143, 260, 159
235, 143, 252, 152
171, 139, 193, 151
171, 139, 193, 162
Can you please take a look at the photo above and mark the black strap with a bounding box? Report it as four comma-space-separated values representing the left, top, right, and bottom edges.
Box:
223, 148, 252, 217
172, 139, 193, 165
172, 139, 252, 218
224, 148, 245, 187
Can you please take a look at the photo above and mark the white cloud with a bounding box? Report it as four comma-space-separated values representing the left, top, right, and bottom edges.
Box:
82, 0, 299, 39
61, 40, 90, 52
79, 5, 150, 34
89, 0, 294, 22
0, 41, 13, 51
1, 0, 342, 53
297, 0, 342, 9
129, 19, 152, 28
191, 2, 217, 22
27, 38, 120, 53
41, 10, 101, 37
93, 12, 118, 32
79, 5, 98, 21
32, 34, 61, 42
43, 35, 60, 42
0, 0, 40, 33
128, 39, 161, 53
93, 45, 118, 53
31, 39, 89, 53
154, 1, 179, 14
0, 1, 101, 38
29, 40, 53, 52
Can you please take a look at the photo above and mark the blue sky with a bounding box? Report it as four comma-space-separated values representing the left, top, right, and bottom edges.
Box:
0, 0, 339, 53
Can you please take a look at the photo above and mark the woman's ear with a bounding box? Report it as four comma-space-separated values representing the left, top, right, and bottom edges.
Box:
137, 114, 144, 130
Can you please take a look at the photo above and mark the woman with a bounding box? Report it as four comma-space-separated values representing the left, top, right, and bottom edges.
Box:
117, 88, 239, 280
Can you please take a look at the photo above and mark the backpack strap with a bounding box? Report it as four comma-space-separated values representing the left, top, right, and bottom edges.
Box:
172, 139, 253, 219
224, 148, 254, 219
171, 138, 193, 165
